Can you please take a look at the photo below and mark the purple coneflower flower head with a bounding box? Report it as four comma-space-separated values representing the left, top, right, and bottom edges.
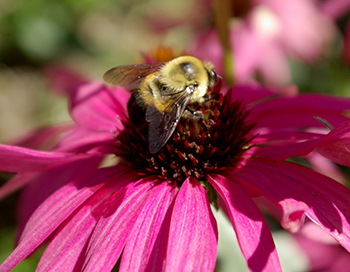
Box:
1, 54, 350, 271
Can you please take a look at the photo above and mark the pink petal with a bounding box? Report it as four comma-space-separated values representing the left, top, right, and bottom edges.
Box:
192, 29, 224, 78
36, 170, 138, 272
109, 87, 130, 111
70, 83, 129, 132
209, 174, 282, 272
316, 120, 350, 166
119, 181, 177, 272
0, 156, 101, 201
231, 84, 297, 107
250, 128, 324, 159
80, 179, 155, 271
0, 144, 97, 173
235, 158, 350, 251
0, 166, 127, 272
54, 127, 116, 153
0, 173, 38, 200
248, 94, 350, 129
320, 0, 350, 19
163, 178, 218, 272
252, 129, 324, 143
231, 166, 309, 232
15, 156, 103, 242
271, 0, 335, 61
11, 124, 73, 151
257, 42, 291, 86
231, 23, 259, 83
44, 66, 88, 96
252, 138, 321, 160
306, 152, 347, 183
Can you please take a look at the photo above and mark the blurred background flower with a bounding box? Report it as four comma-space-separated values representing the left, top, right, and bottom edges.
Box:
1, 0, 350, 271
191, 0, 350, 87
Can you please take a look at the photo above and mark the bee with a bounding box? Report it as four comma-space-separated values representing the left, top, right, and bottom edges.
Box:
103, 56, 218, 154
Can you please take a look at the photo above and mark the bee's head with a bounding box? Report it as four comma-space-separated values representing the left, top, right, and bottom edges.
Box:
201, 62, 218, 88
159, 56, 218, 94
178, 58, 218, 88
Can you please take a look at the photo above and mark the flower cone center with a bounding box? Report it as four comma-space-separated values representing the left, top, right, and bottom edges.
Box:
115, 84, 255, 187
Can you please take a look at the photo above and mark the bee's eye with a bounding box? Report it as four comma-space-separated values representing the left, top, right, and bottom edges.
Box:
193, 82, 199, 87
157, 82, 167, 92
211, 70, 217, 79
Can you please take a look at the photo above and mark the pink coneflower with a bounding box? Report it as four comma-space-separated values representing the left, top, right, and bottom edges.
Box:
1, 65, 350, 271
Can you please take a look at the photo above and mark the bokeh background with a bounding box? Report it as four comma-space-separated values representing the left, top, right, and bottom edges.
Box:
0, 0, 350, 271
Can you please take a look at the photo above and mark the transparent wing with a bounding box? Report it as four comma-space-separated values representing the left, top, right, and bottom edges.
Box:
103, 62, 165, 90
146, 86, 194, 154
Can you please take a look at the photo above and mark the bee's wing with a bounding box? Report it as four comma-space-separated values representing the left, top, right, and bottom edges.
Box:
103, 62, 166, 90
146, 86, 194, 154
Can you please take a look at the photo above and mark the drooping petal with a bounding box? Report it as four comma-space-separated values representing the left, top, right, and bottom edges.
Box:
315, 120, 350, 166
119, 181, 177, 272
80, 179, 155, 272
163, 178, 218, 272
295, 222, 350, 272
0, 144, 97, 173
208, 174, 282, 272
70, 83, 128, 132
253, 120, 350, 162
234, 158, 350, 251
36, 170, 138, 272
228, 167, 310, 233
0, 166, 129, 272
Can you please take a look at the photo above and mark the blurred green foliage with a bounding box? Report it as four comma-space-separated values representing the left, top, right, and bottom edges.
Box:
0, 0, 121, 66
291, 32, 350, 96
0, 0, 193, 68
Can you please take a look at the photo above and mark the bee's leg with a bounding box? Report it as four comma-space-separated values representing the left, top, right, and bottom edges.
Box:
182, 109, 204, 122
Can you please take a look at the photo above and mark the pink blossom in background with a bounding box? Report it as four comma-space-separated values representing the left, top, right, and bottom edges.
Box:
295, 221, 350, 272
1, 68, 350, 271
304, 152, 347, 184
319, 0, 350, 20
193, 0, 337, 85
319, 0, 350, 67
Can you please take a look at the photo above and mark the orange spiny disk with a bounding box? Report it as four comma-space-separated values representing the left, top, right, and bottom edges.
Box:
142, 47, 187, 63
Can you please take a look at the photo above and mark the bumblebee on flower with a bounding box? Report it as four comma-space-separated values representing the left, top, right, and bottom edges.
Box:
1, 50, 350, 271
